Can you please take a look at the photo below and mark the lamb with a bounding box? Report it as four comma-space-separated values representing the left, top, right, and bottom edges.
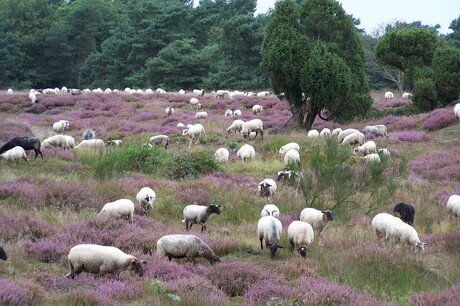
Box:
156, 234, 220, 265
341, 132, 365, 146
393, 202, 415, 225
236, 144, 255, 162
0, 136, 42, 159
258, 178, 277, 203
149, 135, 169, 149
261, 204, 280, 218
284, 149, 300, 166
257, 216, 283, 259
183, 124, 206, 148
227, 119, 245, 134
0, 246, 7, 261
279, 142, 300, 156
106, 139, 123, 148
190, 97, 202, 109
299, 208, 334, 239
1, 146, 28, 164
252, 104, 263, 115
454, 103, 460, 120
402, 92, 412, 100
65, 244, 145, 279
75, 139, 105, 150
136, 187, 156, 215
165, 106, 174, 116
447, 194, 460, 217
82, 129, 96, 140
320, 128, 331, 137
194, 111, 208, 120
287, 221, 314, 258
98, 199, 135, 224
384, 91, 394, 100
337, 128, 359, 143
233, 109, 242, 116
182, 203, 221, 233
214, 148, 229, 163
42, 135, 72, 150
362, 125, 388, 138
307, 130, 319, 138
224, 109, 233, 117
242, 119, 263, 140
353, 141, 377, 156
361, 153, 381, 163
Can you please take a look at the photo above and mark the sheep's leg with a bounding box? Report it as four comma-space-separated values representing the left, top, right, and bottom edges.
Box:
65, 261, 75, 279
22, 156, 29, 164
289, 240, 295, 254
259, 237, 264, 250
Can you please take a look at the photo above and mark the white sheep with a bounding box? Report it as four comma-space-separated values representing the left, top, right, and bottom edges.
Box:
61, 86, 68, 94
252, 104, 263, 115
257, 91, 271, 97
178, 89, 186, 95
397, 222, 427, 254
192, 89, 205, 96
241, 119, 263, 140
165, 106, 174, 116
53, 120, 70, 133
284, 149, 300, 166
214, 148, 229, 163
156, 234, 220, 265
402, 92, 412, 100
233, 109, 242, 116
43, 88, 57, 94
331, 128, 342, 136
182, 204, 221, 233
299, 208, 334, 239
104, 88, 112, 94
447, 194, 460, 217
1, 146, 28, 164
320, 128, 331, 137
149, 135, 169, 149
378, 148, 391, 157
227, 119, 245, 134
307, 130, 319, 138
183, 124, 206, 148
106, 139, 122, 148
194, 111, 208, 120
372, 212, 404, 244
287, 220, 314, 258
75, 139, 105, 151
337, 128, 359, 143
70, 88, 81, 95
341, 132, 365, 146
42, 135, 70, 150
136, 187, 156, 215
258, 178, 277, 203
454, 103, 460, 120
361, 153, 381, 163
65, 244, 145, 279
190, 97, 201, 109
353, 140, 377, 156
177, 122, 186, 129
215, 90, 230, 99
260, 204, 280, 218
257, 216, 283, 258
29, 89, 37, 104
224, 109, 233, 117
384, 91, 394, 100
144, 88, 153, 94
236, 144, 255, 162
279, 142, 300, 156
362, 125, 388, 138
98, 199, 135, 223
7, 88, 13, 95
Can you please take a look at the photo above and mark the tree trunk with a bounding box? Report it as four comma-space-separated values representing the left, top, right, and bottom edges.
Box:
304, 109, 319, 131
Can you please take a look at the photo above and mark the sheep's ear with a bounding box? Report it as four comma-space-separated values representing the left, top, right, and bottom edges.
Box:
142, 260, 147, 264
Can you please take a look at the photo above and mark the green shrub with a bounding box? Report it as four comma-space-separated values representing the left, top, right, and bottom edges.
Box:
413, 78, 438, 111
166, 151, 221, 180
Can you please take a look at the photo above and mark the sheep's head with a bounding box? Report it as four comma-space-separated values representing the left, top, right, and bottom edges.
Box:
259, 182, 272, 197
208, 255, 220, 265
130, 258, 146, 277
416, 242, 427, 254
353, 147, 361, 155
322, 210, 334, 221
0, 246, 7, 261
298, 247, 307, 258
208, 204, 221, 215
269, 242, 283, 259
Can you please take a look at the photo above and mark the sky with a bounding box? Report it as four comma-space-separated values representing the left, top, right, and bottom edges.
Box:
255, 0, 460, 35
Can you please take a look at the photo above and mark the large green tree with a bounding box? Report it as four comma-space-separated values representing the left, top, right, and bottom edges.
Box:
261, 0, 371, 129
432, 47, 460, 105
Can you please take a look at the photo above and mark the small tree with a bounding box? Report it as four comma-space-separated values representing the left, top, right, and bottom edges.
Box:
413, 78, 438, 111
432, 47, 460, 105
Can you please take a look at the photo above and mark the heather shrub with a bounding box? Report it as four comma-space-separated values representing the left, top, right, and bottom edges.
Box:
0, 120, 33, 143
0, 180, 45, 207
244, 279, 293, 304
96, 279, 144, 301
21, 238, 68, 263
408, 147, 460, 183
410, 283, 460, 306
56, 289, 113, 306
389, 131, 429, 142
422, 107, 457, 130
0, 214, 56, 242
0, 278, 46, 306
144, 257, 196, 281
389, 116, 418, 131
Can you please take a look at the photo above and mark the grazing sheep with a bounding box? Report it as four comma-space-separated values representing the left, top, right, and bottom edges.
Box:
224, 109, 233, 117
258, 178, 277, 203
192, 89, 205, 96
257, 216, 283, 259
98, 199, 135, 223
361, 153, 381, 163
372, 212, 404, 244
276, 170, 292, 182
70, 88, 81, 95
82, 129, 96, 140
378, 148, 391, 157
284, 149, 300, 166
362, 125, 388, 138
165, 106, 174, 116
156, 234, 220, 265
393, 202, 415, 225
454, 103, 460, 120
0, 136, 42, 159
183, 124, 206, 148
288, 221, 314, 258
53, 120, 70, 133
307, 130, 319, 138
331, 128, 342, 136
177, 122, 186, 129
397, 222, 427, 254
65, 244, 145, 279
149, 135, 169, 149
182, 204, 221, 233
261, 204, 280, 218
194, 111, 208, 120
75, 139, 104, 151
242, 119, 264, 140
178, 89, 186, 95
42, 135, 73, 150
136, 187, 156, 215
279, 142, 300, 156
214, 148, 229, 163
447, 195, 460, 217
7, 88, 13, 95
402, 92, 412, 100
320, 128, 331, 137
337, 128, 359, 143
299, 208, 334, 239
190, 97, 201, 109
227, 119, 245, 134
236, 144, 255, 162
252, 104, 263, 115
29, 89, 38, 104
257, 91, 271, 97
233, 109, 242, 116
1, 146, 28, 164
106, 139, 123, 148
215, 90, 230, 99
353, 141, 377, 156
384, 91, 394, 100
341, 132, 365, 146
0, 246, 7, 261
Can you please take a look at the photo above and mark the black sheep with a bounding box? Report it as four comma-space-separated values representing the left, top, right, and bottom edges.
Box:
0, 246, 7, 261
0, 136, 42, 159
393, 202, 415, 225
